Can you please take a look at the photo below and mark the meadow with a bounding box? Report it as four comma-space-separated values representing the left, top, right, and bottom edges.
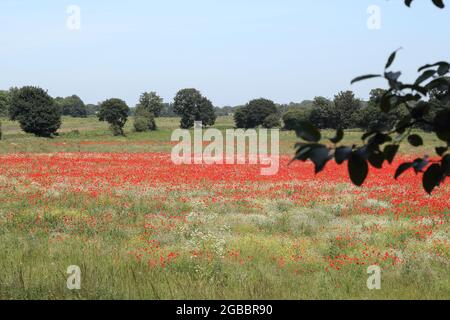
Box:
0, 116, 448, 299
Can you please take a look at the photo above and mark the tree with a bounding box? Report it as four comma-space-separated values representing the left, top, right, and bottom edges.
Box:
245, 98, 278, 128
56, 95, 87, 117
9, 86, 61, 137
0, 90, 10, 117
86, 104, 100, 116
134, 107, 157, 132
137, 92, 164, 117
98, 98, 130, 136
333, 91, 362, 129
357, 89, 408, 131
263, 114, 281, 129
173, 89, 216, 128
234, 107, 250, 129
309, 97, 338, 129
282, 109, 310, 131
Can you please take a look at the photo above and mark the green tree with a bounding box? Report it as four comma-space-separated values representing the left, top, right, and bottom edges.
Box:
0, 90, 10, 117
98, 98, 130, 136
137, 92, 164, 118
9, 86, 61, 137
333, 91, 362, 129
309, 97, 338, 129
56, 95, 87, 118
245, 98, 278, 128
282, 109, 310, 131
234, 107, 249, 129
262, 113, 281, 129
173, 89, 216, 129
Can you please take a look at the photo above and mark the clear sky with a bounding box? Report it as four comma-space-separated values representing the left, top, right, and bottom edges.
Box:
1, 0, 449, 107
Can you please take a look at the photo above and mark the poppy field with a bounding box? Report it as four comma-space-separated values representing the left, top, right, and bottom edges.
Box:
0, 117, 449, 299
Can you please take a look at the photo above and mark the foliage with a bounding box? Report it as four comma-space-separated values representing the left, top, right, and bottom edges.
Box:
55, 95, 87, 118
262, 113, 281, 129
173, 88, 216, 128
282, 109, 311, 131
134, 109, 157, 132
309, 97, 338, 129
137, 92, 164, 118
234, 98, 278, 129
98, 98, 130, 136
9, 86, 61, 137
0, 90, 10, 117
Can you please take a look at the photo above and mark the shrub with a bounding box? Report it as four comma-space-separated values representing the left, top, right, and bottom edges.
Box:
9, 86, 61, 137
173, 89, 216, 128
234, 107, 249, 128
233, 98, 278, 129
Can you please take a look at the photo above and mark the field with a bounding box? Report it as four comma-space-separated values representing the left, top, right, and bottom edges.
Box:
0, 116, 449, 299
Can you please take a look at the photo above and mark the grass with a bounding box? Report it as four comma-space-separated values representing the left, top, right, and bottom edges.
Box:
0, 116, 448, 300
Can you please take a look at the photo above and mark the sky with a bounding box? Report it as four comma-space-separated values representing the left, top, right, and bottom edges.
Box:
1, 0, 449, 107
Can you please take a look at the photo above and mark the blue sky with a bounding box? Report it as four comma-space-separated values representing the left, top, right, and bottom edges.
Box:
1, 0, 449, 107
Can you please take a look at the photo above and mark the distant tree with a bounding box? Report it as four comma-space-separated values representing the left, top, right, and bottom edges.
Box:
134, 106, 157, 132
245, 98, 278, 128
309, 97, 338, 129
137, 92, 164, 118
0, 90, 10, 117
262, 113, 281, 129
86, 104, 100, 116
357, 89, 408, 131
173, 89, 216, 128
333, 91, 362, 129
56, 95, 87, 118
282, 109, 310, 131
98, 98, 130, 136
9, 86, 61, 137
234, 107, 250, 129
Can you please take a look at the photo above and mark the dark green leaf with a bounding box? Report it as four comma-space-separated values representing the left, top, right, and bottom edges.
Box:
432, 0, 445, 9
408, 134, 424, 147
369, 151, 385, 169
335, 146, 352, 165
415, 70, 436, 85
395, 162, 413, 179
423, 164, 443, 194
384, 145, 399, 164
295, 121, 321, 142
330, 128, 344, 144
435, 147, 448, 157
309, 146, 331, 174
348, 152, 369, 186
442, 154, 450, 176
351, 74, 382, 85
385, 49, 401, 69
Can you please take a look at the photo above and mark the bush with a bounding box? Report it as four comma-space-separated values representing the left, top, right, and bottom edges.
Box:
282, 109, 310, 131
134, 114, 156, 132
9, 86, 61, 137
98, 98, 130, 136
262, 114, 281, 128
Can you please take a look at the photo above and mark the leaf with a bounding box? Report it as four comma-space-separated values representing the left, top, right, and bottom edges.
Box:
404, 0, 413, 7
384, 145, 399, 164
413, 158, 429, 174
435, 147, 448, 157
335, 146, 352, 165
368, 151, 385, 169
432, 0, 445, 8
351, 74, 382, 85
348, 152, 369, 187
309, 146, 331, 174
385, 49, 401, 69
438, 62, 450, 75
423, 164, 443, 194
442, 154, 450, 176
408, 134, 424, 147
330, 128, 344, 144
415, 70, 436, 85
295, 121, 321, 142
395, 162, 413, 179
